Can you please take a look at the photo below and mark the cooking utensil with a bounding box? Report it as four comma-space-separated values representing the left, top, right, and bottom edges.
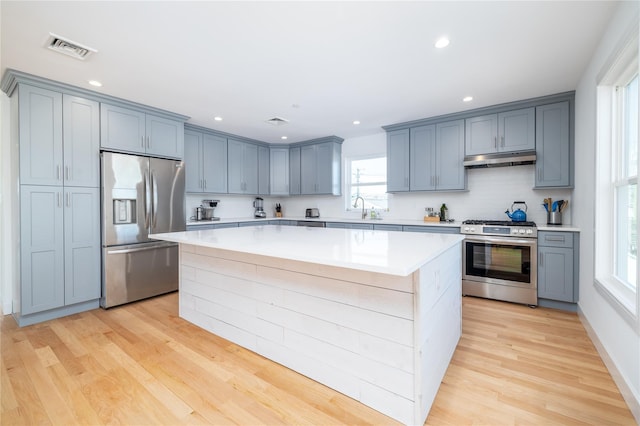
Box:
560, 200, 569, 213
552, 201, 558, 212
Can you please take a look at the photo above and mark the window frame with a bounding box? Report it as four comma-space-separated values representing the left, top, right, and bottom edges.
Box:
594, 32, 639, 323
344, 154, 388, 212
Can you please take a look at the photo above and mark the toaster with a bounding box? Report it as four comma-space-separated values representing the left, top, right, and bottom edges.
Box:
305, 208, 320, 218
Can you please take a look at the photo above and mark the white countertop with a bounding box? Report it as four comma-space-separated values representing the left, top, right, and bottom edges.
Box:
151, 225, 464, 276
537, 224, 580, 232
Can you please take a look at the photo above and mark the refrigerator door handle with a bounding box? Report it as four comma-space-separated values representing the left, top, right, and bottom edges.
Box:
144, 174, 151, 228
152, 172, 159, 228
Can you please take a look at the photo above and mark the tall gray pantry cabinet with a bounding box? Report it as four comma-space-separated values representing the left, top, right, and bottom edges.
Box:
14, 84, 101, 326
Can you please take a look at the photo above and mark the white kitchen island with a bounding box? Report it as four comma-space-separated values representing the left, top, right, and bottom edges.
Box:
151, 225, 463, 425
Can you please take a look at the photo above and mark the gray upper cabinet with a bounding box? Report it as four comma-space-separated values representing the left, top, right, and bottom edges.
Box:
100, 103, 184, 159
289, 146, 301, 195
389, 121, 465, 193
436, 120, 466, 190
387, 129, 410, 192
270, 147, 290, 196
465, 108, 535, 155
185, 129, 228, 193
63, 95, 100, 187
258, 146, 270, 195
228, 139, 258, 194
535, 101, 571, 188
18, 85, 63, 186
410, 125, 436, 191
300, 141, 341, 195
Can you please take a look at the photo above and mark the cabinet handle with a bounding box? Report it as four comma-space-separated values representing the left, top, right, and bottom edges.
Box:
545, 236, 565, 242
539, 252, 543, 267
141, 136, 145, 148
65, 166, 69, 181
494, 136, 497, 149
56, 165, 61, 181
204, 179, 207, 189
66, 192, 71, 207
501, 136, 505, 147
57, 192, 62, 208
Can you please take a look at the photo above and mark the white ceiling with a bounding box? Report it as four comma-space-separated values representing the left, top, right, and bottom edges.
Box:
1, 1, 617, 144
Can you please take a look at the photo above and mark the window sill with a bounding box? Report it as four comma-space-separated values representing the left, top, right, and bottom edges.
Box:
594, 278, 638, 330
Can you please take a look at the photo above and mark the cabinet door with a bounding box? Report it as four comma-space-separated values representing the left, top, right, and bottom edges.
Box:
387, 129, 410, 192
410, 125, 436, 191
315, 142, 335, 194
146, 114, 184, 159
538, 246, 575, 302
63, 96, 100, 187
300, 145, 318, 194
184, 130, 203, 193
64, 187, 101, 305
20, 185, 64, 314
436, 119, 466, 190
258, 146, 270, 195
100, 103, 146, 153
202, 134, 227, 193
270, 148, 290, 195
19, 85, 63, 186
289, 147, 301, 195
243, 143, 259, 194
499, 108, 535, 152
536, 101, 571, 187
465, 114, 497, 155
227, 139, 245, 194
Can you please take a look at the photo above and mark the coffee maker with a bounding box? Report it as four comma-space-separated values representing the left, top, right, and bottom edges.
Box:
253, 197, 266, 218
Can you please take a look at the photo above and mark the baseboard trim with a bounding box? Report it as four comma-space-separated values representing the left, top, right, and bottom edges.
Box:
578, 305, 640, 424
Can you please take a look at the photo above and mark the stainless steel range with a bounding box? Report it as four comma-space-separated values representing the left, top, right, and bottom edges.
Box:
461, 220, 537, 306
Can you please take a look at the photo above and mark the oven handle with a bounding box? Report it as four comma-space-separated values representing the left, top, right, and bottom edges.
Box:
464, 236, 537, 246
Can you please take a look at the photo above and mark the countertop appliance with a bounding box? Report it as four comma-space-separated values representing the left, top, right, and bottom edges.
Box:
253, 197, 266, 218
305, 208, 320, 218
101, 152, 185, 308
198, 199, 220, 221
461, 219, 537, 306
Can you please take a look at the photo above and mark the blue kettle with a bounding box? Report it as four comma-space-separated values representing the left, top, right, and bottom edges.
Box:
505, 201, 527, 222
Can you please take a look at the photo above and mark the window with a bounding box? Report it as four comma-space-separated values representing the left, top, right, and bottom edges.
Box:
345, 155, 388, 211
595, 33, 639, 318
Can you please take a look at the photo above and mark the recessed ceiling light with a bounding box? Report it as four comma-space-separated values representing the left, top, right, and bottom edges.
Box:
434, 36, 450, 49
353, 120, 360, 125
214, 116, 223, 121
88, 80, 102, 87
281, 136, 288, 140
463, 96, 473, 102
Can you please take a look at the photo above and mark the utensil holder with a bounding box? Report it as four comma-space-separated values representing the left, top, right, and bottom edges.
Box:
547, 211, 562, 225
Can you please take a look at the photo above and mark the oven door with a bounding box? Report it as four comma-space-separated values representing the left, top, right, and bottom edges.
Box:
463, 235, 537, 289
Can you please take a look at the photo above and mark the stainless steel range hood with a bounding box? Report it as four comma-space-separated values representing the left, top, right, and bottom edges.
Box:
463, 150, 536, 168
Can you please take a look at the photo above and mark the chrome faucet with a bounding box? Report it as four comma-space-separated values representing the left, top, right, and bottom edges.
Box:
353, 196, 367, 219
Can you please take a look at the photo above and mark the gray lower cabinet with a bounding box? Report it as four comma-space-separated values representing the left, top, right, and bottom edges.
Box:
538, 231, 578, 303
20, 185, 100, 316
402, 225, 460, 234
326, 222, 374, 230
258, 146, 270, 195
289, 147, 301, 195
228, 139, 259, 194
300, 141, 341, 195
100, 103, 184, 159
535, 101, 571, 188
465, 108, 535, 156
186, 222, 240, 231
185, 129, 228, 193
270, 147, 290, 195
373, 224, 403, 231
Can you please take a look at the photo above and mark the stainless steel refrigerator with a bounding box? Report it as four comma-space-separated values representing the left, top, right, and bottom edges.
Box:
101, 152, 185, 308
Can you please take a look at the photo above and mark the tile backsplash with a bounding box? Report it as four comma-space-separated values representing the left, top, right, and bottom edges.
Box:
186, 164, 573, 225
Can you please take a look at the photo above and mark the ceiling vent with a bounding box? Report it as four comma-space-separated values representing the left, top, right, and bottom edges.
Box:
46, 33, 97, 60
265, 117, 289, 126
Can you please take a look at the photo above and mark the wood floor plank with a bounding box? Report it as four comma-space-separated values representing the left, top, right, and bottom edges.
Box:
1, 292, 636, 426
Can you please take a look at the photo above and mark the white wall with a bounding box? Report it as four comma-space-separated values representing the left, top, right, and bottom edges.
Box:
573, 1, 640, 420
187, 132, 573, 225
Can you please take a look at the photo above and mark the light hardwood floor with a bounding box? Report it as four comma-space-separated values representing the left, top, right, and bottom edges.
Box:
1, 293, 636, 425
